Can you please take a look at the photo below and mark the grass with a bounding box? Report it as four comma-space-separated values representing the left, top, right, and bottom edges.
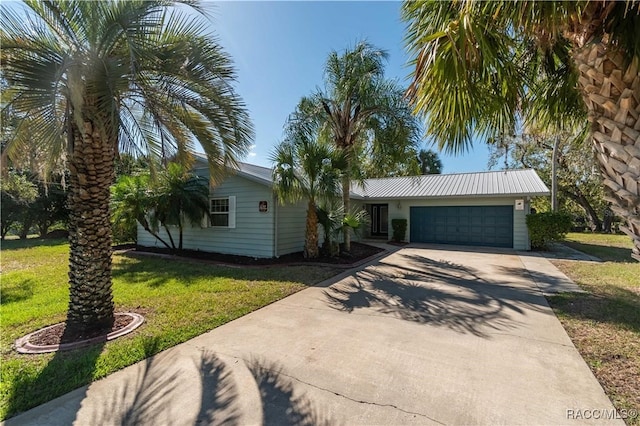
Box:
0, 238, 340, 420
548, 233, 640, 425
563, 232, 635, 262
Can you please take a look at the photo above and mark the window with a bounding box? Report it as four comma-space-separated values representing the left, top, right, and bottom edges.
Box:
208, 196, 236, 228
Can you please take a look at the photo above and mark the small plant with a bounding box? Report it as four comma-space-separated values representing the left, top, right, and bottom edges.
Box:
526, 211, 572, 250
391, 219, 407, 242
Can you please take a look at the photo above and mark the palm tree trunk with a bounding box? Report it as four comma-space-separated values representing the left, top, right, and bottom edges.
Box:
163, 224, 177, 250
572, 43, 640, 261
65, 117, 115, 337
342, 175, 351, 252
304, 200, 319, 258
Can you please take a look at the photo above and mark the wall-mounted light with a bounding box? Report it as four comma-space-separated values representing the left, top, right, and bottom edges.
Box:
397, 201, 402, 209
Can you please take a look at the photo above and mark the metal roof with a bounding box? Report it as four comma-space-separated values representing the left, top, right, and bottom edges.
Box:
350, 169, 549, 199
193, 152, 548, 199
193, 153, 273, 186
234, 162, 273, 185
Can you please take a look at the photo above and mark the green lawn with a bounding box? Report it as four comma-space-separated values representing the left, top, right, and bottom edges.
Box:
0, 239, 339, 420
549, 233, 640, 425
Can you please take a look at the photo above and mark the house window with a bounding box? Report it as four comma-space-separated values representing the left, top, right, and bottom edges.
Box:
208, 196, 236, 228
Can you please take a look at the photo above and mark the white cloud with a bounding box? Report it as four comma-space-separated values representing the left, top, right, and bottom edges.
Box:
248, 152, 257, 157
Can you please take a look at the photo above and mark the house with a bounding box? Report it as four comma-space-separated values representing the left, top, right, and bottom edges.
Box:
137, 159, 550, 257
352, 169, 549, 250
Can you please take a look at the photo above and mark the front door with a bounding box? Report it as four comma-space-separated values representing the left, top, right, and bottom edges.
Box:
371, 204, 388, 236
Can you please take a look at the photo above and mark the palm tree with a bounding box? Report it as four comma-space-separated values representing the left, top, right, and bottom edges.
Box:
290, 41, 420, 252
152, 163, 209, 250
403, 1, 640, 261
271, 123, 342, 259
0, 0, 253, 336
418, 149, 442, 174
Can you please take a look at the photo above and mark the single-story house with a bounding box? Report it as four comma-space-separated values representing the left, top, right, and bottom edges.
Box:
137, 157, 550, 257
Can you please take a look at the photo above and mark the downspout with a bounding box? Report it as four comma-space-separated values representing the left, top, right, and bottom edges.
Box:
273, 191, 278, 258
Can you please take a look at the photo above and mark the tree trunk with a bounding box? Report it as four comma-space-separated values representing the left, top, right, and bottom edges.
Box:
65, 116, 115, 337
342, 175, 351, 252
572, 43, 640, 261
564, 187, 603, 232
304, 200, 319, 258
551, 136, 560, 212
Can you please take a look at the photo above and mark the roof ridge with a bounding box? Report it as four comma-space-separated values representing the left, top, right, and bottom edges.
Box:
361, 168, 533, 182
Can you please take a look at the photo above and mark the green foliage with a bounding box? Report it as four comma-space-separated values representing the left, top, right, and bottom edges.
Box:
0, 172, 38, 239
417, 149, 442, 174
316, 201, 343, 256
391, 219, 408, 242
340, 208, 370, 240
111, 174, 152, 244
526, 211, 573, 250
489, 127, 609, 232
111, 164, 209, 249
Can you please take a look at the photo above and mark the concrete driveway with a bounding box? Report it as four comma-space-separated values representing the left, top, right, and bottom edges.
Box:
7, 246, 620, 425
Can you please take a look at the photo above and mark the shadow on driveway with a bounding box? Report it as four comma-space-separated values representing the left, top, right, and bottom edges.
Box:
324, 251, 549, 338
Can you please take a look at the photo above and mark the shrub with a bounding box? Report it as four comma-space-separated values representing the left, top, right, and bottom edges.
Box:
526, 211, 572, 250
391, 218, 407, 242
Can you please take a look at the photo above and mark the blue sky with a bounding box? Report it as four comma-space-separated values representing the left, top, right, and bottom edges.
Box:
206, 1, 492, 173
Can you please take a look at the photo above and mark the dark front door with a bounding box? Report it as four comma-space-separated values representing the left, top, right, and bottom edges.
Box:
371, 204, 388, 236
410, 205, 514, 248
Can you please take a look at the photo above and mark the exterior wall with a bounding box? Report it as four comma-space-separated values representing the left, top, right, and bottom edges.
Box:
514, 200, 532, 251
276, 198, 308, 256
137, 174, 276, 258
362, 196, 530, 250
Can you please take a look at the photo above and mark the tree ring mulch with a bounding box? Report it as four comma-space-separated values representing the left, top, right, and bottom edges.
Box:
15, 313, 144, 354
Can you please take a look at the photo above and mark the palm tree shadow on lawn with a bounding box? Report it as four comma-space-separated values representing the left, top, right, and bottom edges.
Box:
323, 253, 549, 338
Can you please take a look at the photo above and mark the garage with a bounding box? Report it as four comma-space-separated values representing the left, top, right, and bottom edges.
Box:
409, 205, 514, 248
352, 169, 549, 250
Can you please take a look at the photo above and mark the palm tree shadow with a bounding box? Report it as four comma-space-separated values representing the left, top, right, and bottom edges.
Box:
247, 357, 337, 426
324, 254, 547, 337
85, 339, 240, 426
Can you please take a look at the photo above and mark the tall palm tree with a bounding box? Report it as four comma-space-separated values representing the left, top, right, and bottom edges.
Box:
403, 1, 640, 261
290, 41, 420, 252
0, 0, 253, 336
271, 123, 342, 259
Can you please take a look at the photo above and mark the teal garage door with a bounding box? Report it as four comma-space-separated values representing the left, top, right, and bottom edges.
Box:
410, 206, 514, 248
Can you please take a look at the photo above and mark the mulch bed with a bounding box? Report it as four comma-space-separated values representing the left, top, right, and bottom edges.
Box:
29, 314, 134, 346
132, 242, 384, 266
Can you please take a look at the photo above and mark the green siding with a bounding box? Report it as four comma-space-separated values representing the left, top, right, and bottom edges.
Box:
138, 174, 276, 258
276, 199, 307, 256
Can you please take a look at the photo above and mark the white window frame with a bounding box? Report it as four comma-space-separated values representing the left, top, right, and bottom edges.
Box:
206, 196, 236, 228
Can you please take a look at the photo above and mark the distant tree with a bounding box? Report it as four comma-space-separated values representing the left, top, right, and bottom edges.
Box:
271, 125, 342, 259
0, 172, 37, 239
488, 128, 607, 232
26, 178, 69, 238
417, 149, 442, 174
288, 41, 421, 251
114, 154, 150, 179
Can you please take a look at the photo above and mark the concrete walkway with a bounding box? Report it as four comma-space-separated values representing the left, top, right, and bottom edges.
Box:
6, 247, 620, 425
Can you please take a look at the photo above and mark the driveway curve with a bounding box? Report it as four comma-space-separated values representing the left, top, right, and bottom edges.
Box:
7, 246, 621, 425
